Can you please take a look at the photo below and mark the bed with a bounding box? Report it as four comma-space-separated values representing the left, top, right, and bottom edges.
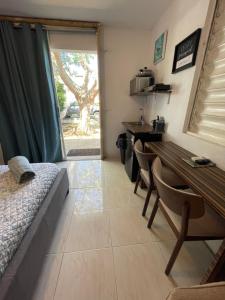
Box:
0, 163, 69, 300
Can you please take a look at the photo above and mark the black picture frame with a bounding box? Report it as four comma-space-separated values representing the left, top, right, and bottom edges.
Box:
172, 28, 201, 74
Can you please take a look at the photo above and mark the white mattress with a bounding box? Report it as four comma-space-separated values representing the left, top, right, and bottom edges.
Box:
0, 163, 59, 277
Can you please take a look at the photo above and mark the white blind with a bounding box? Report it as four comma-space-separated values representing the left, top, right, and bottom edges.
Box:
188, 0, 225, 146
48, 30, 97, 52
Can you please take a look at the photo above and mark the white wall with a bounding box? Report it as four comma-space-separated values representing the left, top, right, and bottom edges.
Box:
143, 0, 224, 252
102, 27, 151, 158
143, 0, 225, 170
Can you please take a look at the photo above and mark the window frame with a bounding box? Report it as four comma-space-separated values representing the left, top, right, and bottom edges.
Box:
183, 0, 219, 143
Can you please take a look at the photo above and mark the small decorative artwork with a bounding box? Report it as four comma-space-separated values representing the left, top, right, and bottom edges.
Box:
154, 31, 167, 64
172, 28, 201, 73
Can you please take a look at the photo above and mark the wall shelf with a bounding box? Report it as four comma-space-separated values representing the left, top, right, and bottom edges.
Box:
130, 90, 172, 96
130, 90, 172, 104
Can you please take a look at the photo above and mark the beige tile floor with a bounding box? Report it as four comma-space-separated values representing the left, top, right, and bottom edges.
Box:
32, 159, 214, 300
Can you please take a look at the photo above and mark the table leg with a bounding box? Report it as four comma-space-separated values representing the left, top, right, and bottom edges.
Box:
201, 239, 225, 283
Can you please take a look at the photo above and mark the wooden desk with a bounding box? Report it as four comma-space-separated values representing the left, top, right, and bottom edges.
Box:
145, 141, 225, 283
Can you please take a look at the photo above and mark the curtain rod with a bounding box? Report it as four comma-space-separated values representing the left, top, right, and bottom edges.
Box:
0, 15, 101, 30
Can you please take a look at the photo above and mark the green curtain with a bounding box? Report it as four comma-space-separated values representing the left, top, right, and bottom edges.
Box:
0, 21, 63, 163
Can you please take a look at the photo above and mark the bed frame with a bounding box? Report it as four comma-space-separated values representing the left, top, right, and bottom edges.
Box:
0, 168, 69, 300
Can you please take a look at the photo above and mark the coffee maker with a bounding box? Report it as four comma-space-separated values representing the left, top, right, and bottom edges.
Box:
152, 116, 165, 132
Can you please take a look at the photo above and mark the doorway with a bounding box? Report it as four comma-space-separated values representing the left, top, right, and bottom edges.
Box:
51, 49, 101, 160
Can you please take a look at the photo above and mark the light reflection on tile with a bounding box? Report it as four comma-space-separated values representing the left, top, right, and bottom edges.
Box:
58, 160, 104, 188
74, 188, 104, 214
73, 186, 145, 214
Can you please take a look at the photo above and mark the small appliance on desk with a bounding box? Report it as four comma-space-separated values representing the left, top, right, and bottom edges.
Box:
151, 116, 165, 132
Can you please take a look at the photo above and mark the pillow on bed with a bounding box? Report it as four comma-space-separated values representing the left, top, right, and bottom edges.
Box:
8, 156, 36, 183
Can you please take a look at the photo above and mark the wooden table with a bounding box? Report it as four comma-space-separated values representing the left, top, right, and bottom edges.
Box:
145, 141, 225, 283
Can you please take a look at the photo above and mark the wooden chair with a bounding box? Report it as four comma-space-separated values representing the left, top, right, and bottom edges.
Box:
149, 157, 225, 275
134, 140, 187, 217
134, 140, 156, 216
167, 282, 225, 300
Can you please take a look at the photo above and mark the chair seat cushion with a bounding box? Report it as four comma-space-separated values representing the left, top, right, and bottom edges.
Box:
167, 282, 225, 300
160, 199, 225, 238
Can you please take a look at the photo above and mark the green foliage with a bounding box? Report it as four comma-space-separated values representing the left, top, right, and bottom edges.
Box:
60, 52, 95, 79
56, 81, 66, 112
60, 52, 93, 66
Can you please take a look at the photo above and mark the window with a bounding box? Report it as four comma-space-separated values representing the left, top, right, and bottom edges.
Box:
186, 0, 225, 146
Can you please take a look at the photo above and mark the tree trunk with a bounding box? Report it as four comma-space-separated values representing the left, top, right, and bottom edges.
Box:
77, 106, 91, 135
52, 51, 99, 136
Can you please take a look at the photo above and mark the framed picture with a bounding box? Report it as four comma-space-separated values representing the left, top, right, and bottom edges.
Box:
172, 28, 201, 73
154, 31, 167, 64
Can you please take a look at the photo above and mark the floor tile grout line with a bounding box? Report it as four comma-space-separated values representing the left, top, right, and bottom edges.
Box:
108, 208, 119, 300
49, 239, 178, 256
52, 252, 64, 300
111, 247, 119, 300
111, 240, 175, 249
63, 246, 112, 254
47, 239, 179, 255
50, 187, 80, 255
49, 237, 211, 257
69, 186, 103, 189
61, 214, 74, 253
69, 187, 102, 190
68, 184, 135, 189
61, 190, 86, 253
72, 206, 145, 215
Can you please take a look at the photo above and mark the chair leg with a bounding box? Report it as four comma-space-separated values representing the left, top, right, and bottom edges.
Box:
134, 170, 141, 194
142, 185, 153, 217
165, 203, 189, 275
165, 237, 184, 275
147, 193, 159, 228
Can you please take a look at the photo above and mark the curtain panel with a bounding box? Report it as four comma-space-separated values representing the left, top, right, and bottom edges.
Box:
0, 21, 62, 163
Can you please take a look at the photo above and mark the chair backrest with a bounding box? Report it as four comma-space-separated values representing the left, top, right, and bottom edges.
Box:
134, 140, 156, 171
167, 281, 225, 300
152, 157, 205, 219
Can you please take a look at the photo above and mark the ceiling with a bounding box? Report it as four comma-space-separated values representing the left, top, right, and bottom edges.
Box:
0, 0, 172, 29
